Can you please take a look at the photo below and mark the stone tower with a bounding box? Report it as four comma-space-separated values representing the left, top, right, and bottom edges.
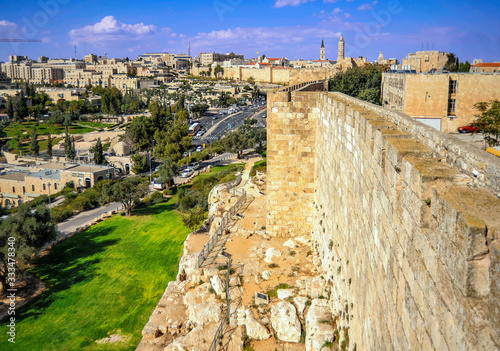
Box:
320, 39, 325, 61
337, 34, 345, 62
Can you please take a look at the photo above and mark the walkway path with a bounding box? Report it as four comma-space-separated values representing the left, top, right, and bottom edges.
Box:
57, 202, 122, 235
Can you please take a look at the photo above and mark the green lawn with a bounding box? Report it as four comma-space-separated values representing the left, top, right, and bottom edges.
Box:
14, 137, 63, 155
0, 199, 190, 351
5, 122, 94, 138
78, 121, 114, 130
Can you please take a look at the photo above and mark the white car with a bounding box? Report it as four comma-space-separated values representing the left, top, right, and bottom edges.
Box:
196, 145, 204, 152
190, 162, 200, 170
180, 168, 193, 178
196, 131, 204, 137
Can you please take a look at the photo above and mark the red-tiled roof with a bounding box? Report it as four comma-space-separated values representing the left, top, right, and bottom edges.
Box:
246, 63, 256, 65
268, 58, 280, 61
273, 67, 291, 69
471, 62, 500, 67
259, 63, 272, 66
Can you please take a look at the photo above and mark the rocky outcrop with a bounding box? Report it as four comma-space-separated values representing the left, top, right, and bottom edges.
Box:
270, 301, 302, 343
210, 275, 225, 297
305, 299, 335, 351
245, 309, 271, 340
183, 283, 223, 328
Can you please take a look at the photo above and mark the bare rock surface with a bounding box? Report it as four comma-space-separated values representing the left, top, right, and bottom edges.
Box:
271, 301, 302, 343
245, 309, 271, 340
183, 283, 223, 327
305, 299, 335, 351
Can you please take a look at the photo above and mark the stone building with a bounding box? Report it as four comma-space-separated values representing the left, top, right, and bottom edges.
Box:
402, 50, 449, 73
470, 62, 500, 73
381, 72, 500, 132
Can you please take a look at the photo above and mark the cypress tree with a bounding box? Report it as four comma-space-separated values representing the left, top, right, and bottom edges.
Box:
30, 125, 39, 156
47, 134, 53, 158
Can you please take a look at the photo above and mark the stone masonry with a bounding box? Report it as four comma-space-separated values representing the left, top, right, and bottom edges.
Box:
267, 85, 500, 350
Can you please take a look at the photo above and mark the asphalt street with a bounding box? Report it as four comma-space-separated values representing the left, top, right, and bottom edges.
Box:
57, 201, 122, 235
191, 103, 267, 146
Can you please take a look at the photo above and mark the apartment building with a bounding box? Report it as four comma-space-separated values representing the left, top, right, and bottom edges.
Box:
382, 72, 500, 132
200, 52, 244, 66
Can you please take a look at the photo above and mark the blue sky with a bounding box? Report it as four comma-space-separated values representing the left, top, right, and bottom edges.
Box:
0, 0, 499, 63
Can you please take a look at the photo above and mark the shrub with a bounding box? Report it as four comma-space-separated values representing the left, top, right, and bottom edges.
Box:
151, 191, 163, 203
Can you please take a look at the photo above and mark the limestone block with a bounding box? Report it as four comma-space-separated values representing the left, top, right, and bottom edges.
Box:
210, 275, 225, 297
183, 283, 223, 327
271, 301, 302, 343
245, 309, 271, 340
283, 239, 298, 248
294, 296, 309, 318
262, 270, 272, 281
264, 247, 283, 263
277, 289, 294, 300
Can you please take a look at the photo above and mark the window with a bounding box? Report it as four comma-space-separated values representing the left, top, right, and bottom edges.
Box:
54, 183, 58, 190
43, 183, 46, 191
32, 184, 35, 191
12, 186, 15, 193
449, 80, 457, 95
23, 186, 25, 193
448, 99, 456, 115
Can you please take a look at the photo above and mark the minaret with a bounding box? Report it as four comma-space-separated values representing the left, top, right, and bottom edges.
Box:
337, 34, 345, 62
320, 39, 325, 61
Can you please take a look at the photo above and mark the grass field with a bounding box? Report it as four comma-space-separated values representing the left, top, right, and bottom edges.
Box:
0, 199, 190, 351
5, 122, 94, 139
14, 137, 63, 155
78, 121, 114, 130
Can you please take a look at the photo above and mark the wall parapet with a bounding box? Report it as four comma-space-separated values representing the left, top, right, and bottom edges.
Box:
331, 92, 500, 194
267, 90, 500, 350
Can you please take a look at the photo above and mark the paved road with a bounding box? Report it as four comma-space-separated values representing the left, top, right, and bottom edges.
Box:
191, 104, 266, 146
57, 202, 122, 235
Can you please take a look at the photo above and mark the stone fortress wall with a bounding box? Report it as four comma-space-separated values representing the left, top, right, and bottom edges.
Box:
267, 85, 500, 350
191, 66, 337, 85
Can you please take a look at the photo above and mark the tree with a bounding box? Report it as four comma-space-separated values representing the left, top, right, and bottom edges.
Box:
328, 65, 387, 105
101, 178, 148, 216
131, 152, 149, 174
247, 76, 255, 85
14, 90, 28, 121
64, 132, 75, 160
0, 203, 56, 294
473, 100, 500, 146
214, 65, 224, 78
6, 99, 14, 120
47, 134, 53, 158
181, 206, 206, 230
444, 53, 458, 72
458, 61, 471, 72
93, 138, 105, 165
30, 125, 39, 156
156, 158, 178, 187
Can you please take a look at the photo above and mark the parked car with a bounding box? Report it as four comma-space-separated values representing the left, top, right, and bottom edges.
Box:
180, 168, 193, 178
190, 162, 200, 170
457, 123, 484, 133
196, 145, 204, 152
196, 131, 204, 137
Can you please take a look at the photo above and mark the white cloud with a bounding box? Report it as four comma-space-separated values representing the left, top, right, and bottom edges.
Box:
323, 0, 340, 3
332, 8, 343, 14
69, 16, 156, 45
357, 1, 377, 11
274, 0, 314, 8
0, 20, 19, 36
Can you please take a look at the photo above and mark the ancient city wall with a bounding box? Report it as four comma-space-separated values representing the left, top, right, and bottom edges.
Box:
267, 88, 500, 350
190, 66, 338, 85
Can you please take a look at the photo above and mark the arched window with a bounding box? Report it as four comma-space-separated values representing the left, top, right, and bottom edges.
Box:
43, 183, 46, 191
32, 184, 35, 191
12, 186, 15, 193
54, 183, 58, 190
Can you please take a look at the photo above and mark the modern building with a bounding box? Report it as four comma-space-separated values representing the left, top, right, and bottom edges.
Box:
200, 52, 244, 66
382, 72, 500, 132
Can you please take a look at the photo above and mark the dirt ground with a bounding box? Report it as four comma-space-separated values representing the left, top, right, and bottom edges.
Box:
184, 154, 320, 351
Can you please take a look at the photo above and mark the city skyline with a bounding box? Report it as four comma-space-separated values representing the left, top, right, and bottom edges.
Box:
0, 0, 499, 63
